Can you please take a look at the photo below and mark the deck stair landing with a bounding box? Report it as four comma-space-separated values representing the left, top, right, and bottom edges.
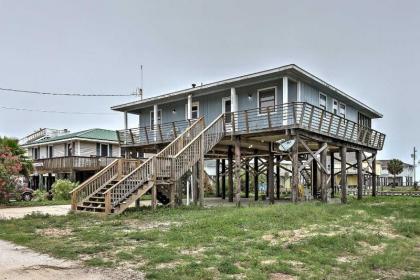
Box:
71, 116, 221, 214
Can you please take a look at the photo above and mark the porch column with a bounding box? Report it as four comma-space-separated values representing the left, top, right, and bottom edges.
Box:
216, 159, 220, 197
221, 159, 226, 199
320, 143, 328, 203
234, 136, 241, 206
330, 153, 335, 198
291, 136, 299, 203
276, 155, 280, 200
124, 112, 128, 144
312, 160, 318, 198
153, 104, 159, 130
282, 76, 289, 125
340, 146, 348, 204
245, 159, 250, 198
372, 154, 377, 196
357, 150, 363, 200
231, 88, 238, 113
268, 143, 275, 204
187, 94, 192, 119
254, 155, 259, 201
228, 146, 234, 202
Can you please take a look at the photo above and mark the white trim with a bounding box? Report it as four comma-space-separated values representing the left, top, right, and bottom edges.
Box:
221, 97, 231, 113
257, 86, 277, 115
319, 92, 327, 110
149, 109, 162, 127
22, 138, 119, 148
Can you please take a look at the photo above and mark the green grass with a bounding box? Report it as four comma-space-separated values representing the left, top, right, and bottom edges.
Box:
0, 199, 70, 208
0, 197, 419, 279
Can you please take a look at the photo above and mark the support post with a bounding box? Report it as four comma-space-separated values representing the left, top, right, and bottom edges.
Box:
312, 160, 318, 198
268, 143, 275, 204
124, 112, 128, 144
216, 159, 220, 197
292, 136, 299, 202
357, 150, 363, 200
187, 94, 192, 119
276, 155, 280, 200
234, 136, 241, 206
372, 154, 377, 197
199, 137, 205, 207
221, 159, 226, 199
340, 146, 347, 204
228, 146, 234, 202
320, 143, 328, 203
330, 153, 335, 198
254, 155, 259, 201
245, 159, 250, 198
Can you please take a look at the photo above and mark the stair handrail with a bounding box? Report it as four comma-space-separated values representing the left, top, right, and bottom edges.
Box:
103, 117, 205, 210
70, 158, 120, 210
172, 113, 226, 180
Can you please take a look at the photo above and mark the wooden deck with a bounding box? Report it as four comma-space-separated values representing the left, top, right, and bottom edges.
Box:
33, 156, 119, 173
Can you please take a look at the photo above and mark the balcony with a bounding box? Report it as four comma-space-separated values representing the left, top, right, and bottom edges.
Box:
117, 119, 195, 147
226, 102, 385, 150
33, 156, 119, 173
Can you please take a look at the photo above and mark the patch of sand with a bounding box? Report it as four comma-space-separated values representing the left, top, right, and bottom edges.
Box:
35, 228, 72, 237
270, 272, 297, 280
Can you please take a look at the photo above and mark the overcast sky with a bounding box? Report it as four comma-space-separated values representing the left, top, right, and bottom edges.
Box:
0, 0, 419, 164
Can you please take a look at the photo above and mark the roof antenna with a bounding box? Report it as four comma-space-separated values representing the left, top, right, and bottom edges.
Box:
136, 65, 144, 100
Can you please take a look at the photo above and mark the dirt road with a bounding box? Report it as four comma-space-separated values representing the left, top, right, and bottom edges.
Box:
0, 205, 70, 219
0, 240, 144, 280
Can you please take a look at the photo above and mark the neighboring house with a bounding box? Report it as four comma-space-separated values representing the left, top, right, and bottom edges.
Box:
376, 160, 414, 186
72, 64, 386, 214
21, 128, 121, 189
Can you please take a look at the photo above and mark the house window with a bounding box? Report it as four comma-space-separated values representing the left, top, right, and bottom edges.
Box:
185, 102, 200, 119
358, 112, 371, 128
258, 87, 276, 114
100, 144, 108, 157
319, 93, 327, 110
48, 146, 53, 158
33, 147, 39, 160
150, 110, 162, 127
67, 143, 73, 156
339, 103, 346, 118
222, 97, 232, 124
333, 99, 338, 114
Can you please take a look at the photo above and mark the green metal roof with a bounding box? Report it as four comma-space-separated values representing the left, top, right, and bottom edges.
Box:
25, 128, 118, 145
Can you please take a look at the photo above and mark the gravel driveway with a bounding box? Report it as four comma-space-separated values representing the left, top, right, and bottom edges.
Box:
0, 205, 71, 219
0, 240, 144, 280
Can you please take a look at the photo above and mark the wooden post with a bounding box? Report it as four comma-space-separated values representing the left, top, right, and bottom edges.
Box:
330, 153, 335, 198
357, 150, 363, 200
221, 159, 226, 199
276, 155, 280, 200
135, 198, 140, 208
312, 160, 318, 198
254, 155, 259, 201
216, 159, 220, 197
292, 136, 299, 203
234, 136, 241, 207
372, 154, 377, 197
268, 143, 274, 204
266, 159, 269, 197
245, 159, 250, 198
320, 143, 328, 203
340, 146, 347, 204
228, 145, 234, 202
199, 137, 205, 207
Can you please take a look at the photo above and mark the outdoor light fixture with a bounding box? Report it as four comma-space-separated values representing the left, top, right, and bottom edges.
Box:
172, 109, 176, 114
248, 94, 252, 100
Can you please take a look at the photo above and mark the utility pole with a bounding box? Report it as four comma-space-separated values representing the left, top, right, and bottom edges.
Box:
411, 147, 417, 185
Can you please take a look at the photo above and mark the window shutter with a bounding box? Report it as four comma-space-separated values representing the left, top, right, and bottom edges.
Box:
96, 143, 100, 156
109, 145, 112, 157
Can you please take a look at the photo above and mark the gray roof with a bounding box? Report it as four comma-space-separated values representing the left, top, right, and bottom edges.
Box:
111, 64, 383, 118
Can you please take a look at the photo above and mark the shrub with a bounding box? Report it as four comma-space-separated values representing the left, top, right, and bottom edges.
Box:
33, 189, 48, 201
52, 179, 78, 200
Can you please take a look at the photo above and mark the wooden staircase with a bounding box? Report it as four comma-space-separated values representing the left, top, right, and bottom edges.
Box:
70, 115, 226, 214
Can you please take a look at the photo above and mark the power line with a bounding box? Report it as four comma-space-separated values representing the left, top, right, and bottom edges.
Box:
0, 106, 117, 115
0, 87, 137, 97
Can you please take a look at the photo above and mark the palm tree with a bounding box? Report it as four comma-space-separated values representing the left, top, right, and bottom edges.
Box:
387, 159, 404, 187
0, 136, 33, 177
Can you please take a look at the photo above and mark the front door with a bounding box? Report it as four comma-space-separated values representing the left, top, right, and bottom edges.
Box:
222, 97, 232, 124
